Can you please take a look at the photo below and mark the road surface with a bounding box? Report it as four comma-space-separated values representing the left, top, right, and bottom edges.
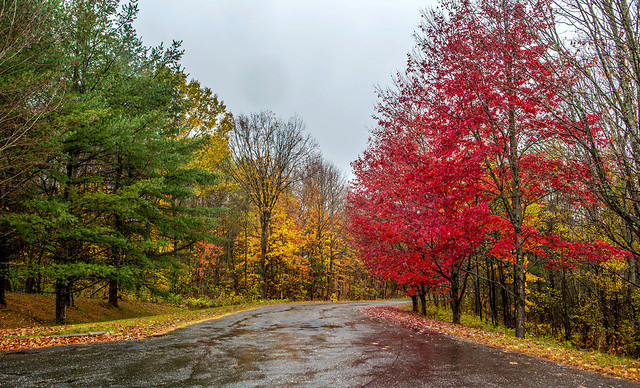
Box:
0, 301, 637, 387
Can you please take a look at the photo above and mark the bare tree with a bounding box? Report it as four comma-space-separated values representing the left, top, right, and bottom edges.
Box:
227, 111, 316, 298
0, 0, 63, 307
0, 0, 62, 196
540, 0, 640, 287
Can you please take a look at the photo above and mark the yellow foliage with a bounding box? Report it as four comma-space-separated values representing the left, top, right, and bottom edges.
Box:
593, 259, 626, 294
526, 272, 545, 283
174, 76, 232, 176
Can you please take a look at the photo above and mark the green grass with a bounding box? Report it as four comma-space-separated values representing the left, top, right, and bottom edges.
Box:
0, 296, 291, 352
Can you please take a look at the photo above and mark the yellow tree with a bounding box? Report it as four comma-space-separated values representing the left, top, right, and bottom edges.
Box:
162, 76, 232, 297
230, 189, 309, 299
227, 111, 316, 298
267, 190, 308, 299
176, 76, 232, 174
297, 156, 347, 299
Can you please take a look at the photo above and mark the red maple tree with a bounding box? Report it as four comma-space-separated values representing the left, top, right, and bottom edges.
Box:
349, 0, 628, 336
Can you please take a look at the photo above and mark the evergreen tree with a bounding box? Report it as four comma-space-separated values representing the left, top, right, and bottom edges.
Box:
22, 0, 221, 322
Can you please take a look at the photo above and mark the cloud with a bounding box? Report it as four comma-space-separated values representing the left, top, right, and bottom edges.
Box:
135, 0, 432, 176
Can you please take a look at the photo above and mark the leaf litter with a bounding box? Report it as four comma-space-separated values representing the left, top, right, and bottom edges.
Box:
360, 305, 640, 383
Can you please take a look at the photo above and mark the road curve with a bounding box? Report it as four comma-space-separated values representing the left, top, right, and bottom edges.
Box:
0, 301, 637, 387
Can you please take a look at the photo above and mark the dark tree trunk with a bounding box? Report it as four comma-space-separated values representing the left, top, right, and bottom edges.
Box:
55, 279, 71, 324
25, 275, 37, 294
0, 236, 10, 307
451, 270, 462, 324
419, 285, 427, 316
67, 289, 74, 307
514, 236, 526, 338
411, 294, 418, 312
499, 263, 511, 328
561, 268, 571, 341
326, 249, 334, 301
474, 259, 483, 322
488, 255, 498, 326
0, 265, 6, 307
244, 208, 249, 291
309, 280, 315, 301
260, 211, 271, 299
109, 278, 119, 307
548, 270, 559, 337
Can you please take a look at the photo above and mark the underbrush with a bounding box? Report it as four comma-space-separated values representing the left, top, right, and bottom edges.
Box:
411, 302, 640, 359
410, 303, 575, 344
390, 304, 640, 383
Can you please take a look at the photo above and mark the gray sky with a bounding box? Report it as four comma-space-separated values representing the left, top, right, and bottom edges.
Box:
134, 0, 433, 176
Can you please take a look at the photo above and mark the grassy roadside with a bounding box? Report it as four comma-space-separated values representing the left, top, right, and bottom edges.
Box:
365, 304, 640, 383
0, 293, 188, 329
0, 298, 287, 352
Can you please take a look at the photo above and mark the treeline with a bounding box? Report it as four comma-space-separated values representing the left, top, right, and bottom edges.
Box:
0, 0, 383, 325
349, 0, 640, 357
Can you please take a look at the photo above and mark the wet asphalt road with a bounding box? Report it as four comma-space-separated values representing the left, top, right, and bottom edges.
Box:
0, 301, 637, 387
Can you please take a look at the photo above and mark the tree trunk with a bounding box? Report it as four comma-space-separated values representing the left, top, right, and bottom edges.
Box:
627, 254, 638, 305
488, 255, 497, 326
0, 267, 6, 307
67, 288, 74, 308
25, 270, 42, 294
506, 57, 525, 338
561, 268, 571, 341
109, 278, 119, 307
450, 270, 462, 324
327, 239, 334, 300
55, 279, 70, 324
0, 236, 10, 307
411, 294, 418, 312
499, 263, 510, 328
475, 259, 483, 321
419, 285, 427, 316
260, 211, 270, 299
244, 209, 248, 291
514, 235, 526, 338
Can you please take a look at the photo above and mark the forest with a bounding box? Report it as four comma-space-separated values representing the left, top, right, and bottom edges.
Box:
0, 0, 385, 327
3, 0, 640, 361
349, 0, 640, 357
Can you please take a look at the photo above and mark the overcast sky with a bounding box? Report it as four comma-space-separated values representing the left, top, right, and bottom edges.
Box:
134, 0, 435, 177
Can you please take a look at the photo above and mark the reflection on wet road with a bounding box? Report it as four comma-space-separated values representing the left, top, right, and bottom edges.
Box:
0, 301, 637, 387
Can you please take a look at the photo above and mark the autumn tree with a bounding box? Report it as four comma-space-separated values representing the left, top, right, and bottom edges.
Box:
161, 75, 233, 301
176, 76, 232, 174
403, 0, 571, 337
349, 96, 494, 323
227, 111, 316, 298
296, 156, 347, 300
352, 0, 627, 336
